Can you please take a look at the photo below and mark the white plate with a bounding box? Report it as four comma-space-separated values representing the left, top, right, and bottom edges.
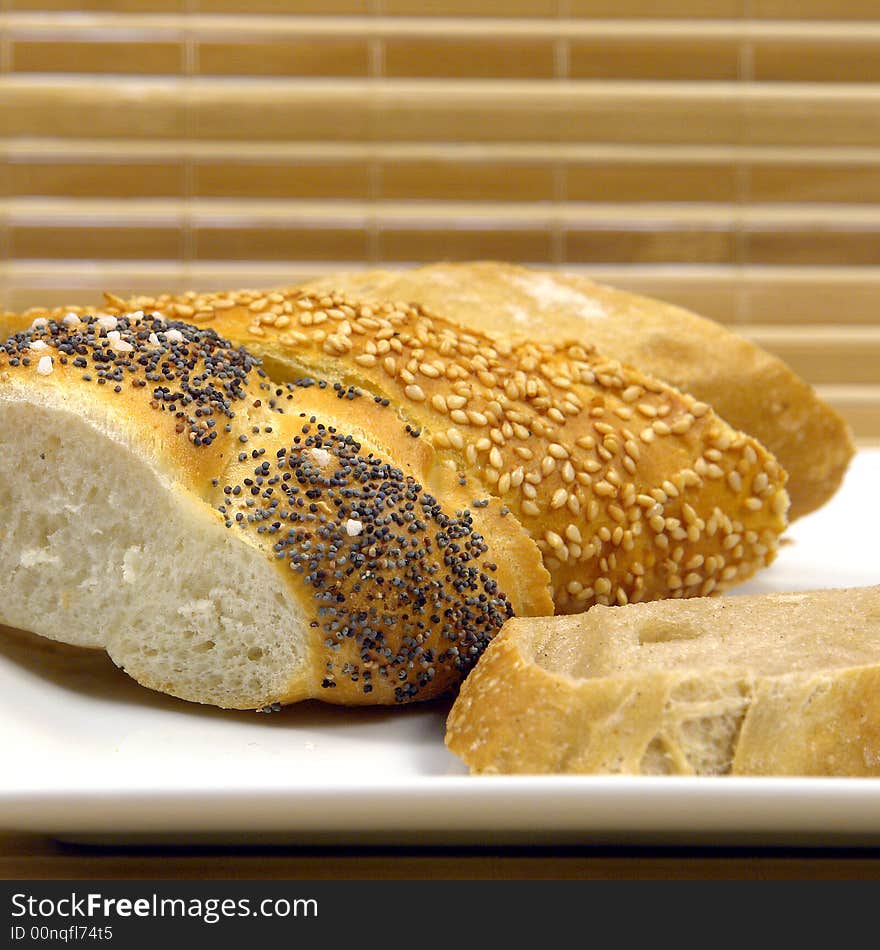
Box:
2, 450, 879, 846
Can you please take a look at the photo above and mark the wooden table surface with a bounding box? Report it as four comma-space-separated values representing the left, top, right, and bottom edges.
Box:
5, 834, 880, 880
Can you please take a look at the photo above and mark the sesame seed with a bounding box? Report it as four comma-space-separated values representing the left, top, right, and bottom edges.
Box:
772, 491, 788, 515
550, 488, 568, 509
545, 530, 564, 549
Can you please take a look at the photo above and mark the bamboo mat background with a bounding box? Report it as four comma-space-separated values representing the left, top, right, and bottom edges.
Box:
0, 1, 878, 442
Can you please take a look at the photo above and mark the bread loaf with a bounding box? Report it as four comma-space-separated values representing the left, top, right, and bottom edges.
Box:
58, 285, 789, 614
299, 261, 853, 521
445, 585, 880, 777
0, 309, 552, 708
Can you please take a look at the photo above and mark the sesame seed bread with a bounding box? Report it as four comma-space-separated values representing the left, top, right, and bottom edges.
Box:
445, 585, 880, 776
298, 261, 854, 521
99, 286, 793, 614
0, 311, 552, 708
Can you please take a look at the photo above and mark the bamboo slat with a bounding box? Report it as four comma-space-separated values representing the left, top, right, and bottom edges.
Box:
7, 198, 880, 267
6, 77, 880, 147
9, 15, 880, 84
8, 139, 880, 204
5, 257, 880, 335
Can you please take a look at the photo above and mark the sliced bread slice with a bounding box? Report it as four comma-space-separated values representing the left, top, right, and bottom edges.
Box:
445, 586, 880, 776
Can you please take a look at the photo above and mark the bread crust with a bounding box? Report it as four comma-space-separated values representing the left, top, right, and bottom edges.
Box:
0, 311, 551, 707
83, 286, 795, 613
445, 586, 880, 776
298, 261, 853, 521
